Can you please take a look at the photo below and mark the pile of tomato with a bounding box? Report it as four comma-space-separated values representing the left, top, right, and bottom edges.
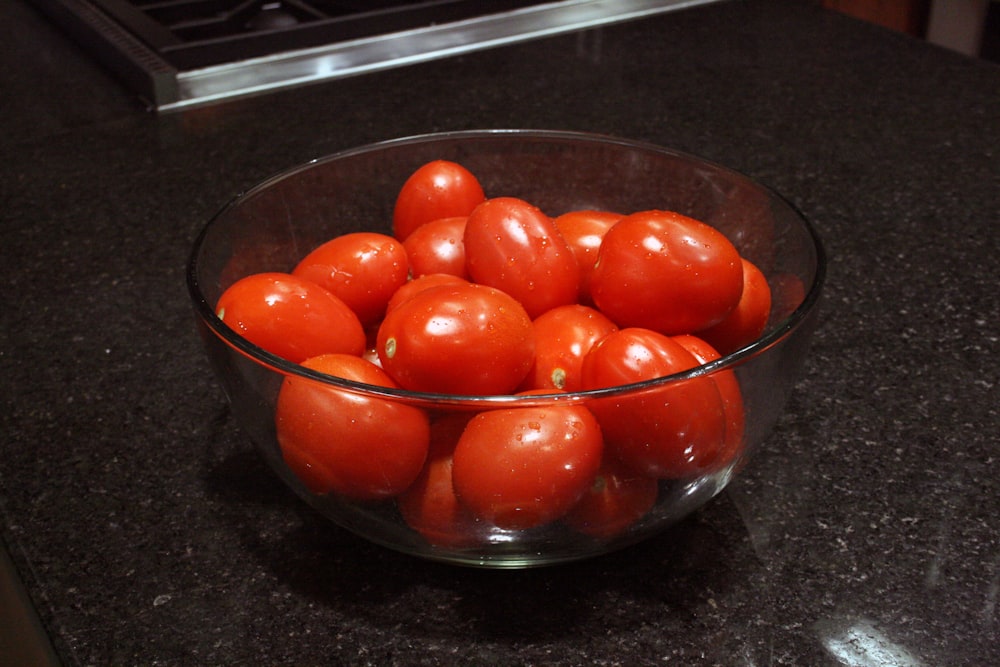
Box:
215, 159, 774, 547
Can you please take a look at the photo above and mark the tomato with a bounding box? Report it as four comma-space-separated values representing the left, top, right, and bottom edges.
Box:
384, 273, 469, 314
552, 210, 622, 303
590, 210, 744, 335
274, 354, 430, 499
292, 232, 409, 326
672, 334, 745, 470
376, 282, 535, 395
562, 456, 659, 540
392, 160, 485, 241
697, 258, 772, 355
397, 413, 481, 547
451, 399, 603, 530
712, 184, 776, 273
463, 197, 580, 319
215, 272, 365, 363
520, 304, 618, 392
580, 328, 725, 478
402, 216, 469, 279
769, 272, 807, 324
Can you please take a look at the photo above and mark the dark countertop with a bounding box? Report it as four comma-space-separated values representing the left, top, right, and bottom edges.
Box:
2, 0, 998, 664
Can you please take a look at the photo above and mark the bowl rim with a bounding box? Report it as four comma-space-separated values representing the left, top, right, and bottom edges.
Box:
186, 128, 826, 407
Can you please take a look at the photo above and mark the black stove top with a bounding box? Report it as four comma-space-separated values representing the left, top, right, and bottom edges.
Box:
32, 0, 718, 111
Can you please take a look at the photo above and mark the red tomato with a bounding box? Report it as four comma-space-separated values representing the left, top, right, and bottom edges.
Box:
580, 328, 726, 478
376, 282, 535, 395
464, 197, 580, 319
552, 210, 622, 303
384, 273, 469, 314
672, 334, 746, 470
769, 272, 807, 323
451, 400, 603, 530
215, 272, 365, 363
520, 304, 618, 392
697, 258, 772, 355
396, 413, 481, 548
402, 216, 469, 279
562, 456, 659, 540
275, 354, 430, 500
590, 210, 744, 335
392, 160, 485, 241
292, 232, 409, 326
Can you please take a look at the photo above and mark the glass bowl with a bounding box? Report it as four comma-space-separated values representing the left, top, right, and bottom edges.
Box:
187, 129, 825, 568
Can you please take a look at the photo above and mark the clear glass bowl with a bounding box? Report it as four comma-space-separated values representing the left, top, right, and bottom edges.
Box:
187, 130, 825, 568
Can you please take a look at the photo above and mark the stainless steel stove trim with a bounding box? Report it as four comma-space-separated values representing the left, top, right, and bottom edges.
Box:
170, 0, 721, 112
38, 0, 722, 112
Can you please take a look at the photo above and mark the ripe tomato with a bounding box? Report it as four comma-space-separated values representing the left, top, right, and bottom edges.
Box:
552, 209, 622, 303
451, 400, 603, 530
392, 160, 485, 241
463, 197, 580, 319
274, 354, 430, 500
215, 272, 365, 363
562, 456, 659, 540
376, 282, 535, 395
402, 216, 469, 279
292, 232, 409, 326
520, 304, 618, 392
672, 334, 745, 470
580, 328, 725, 478
384, 273, 469, 314
396, 413, 481, 547
590, 210, 744, 335
697, 258, 772, 355
769, 272, 807, 323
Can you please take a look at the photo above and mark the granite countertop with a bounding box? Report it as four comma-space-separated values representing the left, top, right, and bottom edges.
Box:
2, 0, 998, 664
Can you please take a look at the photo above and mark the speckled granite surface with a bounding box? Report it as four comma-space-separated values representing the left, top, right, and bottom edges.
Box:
2, 0, 997, 664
